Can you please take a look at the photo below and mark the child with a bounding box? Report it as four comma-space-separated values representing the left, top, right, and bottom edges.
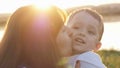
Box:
56, 8, 106, 68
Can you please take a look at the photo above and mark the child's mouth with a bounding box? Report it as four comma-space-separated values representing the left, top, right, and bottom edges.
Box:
74, 38, 85, 44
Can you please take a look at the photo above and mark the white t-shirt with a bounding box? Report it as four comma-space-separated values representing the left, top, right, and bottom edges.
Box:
67, 51, 106, 68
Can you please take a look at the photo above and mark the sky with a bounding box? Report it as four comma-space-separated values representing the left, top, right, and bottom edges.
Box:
0, 0, 120, 13
0, 0, 120, 51
101, 22, 120, 51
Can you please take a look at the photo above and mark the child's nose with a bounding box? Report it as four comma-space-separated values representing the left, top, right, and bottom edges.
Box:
78, 32, 86, 37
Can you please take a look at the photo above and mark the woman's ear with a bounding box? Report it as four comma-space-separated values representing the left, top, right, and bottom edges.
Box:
94, 42, 102, 52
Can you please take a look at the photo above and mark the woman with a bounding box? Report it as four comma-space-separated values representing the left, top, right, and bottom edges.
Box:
0, 5, 67, 68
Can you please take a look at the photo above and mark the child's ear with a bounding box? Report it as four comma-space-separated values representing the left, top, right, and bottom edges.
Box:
94, 42, 102, 52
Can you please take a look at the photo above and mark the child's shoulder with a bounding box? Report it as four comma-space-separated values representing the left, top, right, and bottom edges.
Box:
76, 51, 100, 60
77, 51, 106, 67
68, 51, 106, 68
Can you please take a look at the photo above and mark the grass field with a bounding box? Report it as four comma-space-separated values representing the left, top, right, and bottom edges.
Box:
97, 50, 120, 68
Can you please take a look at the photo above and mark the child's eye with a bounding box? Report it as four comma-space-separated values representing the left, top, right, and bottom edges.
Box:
88, 30, 95, 35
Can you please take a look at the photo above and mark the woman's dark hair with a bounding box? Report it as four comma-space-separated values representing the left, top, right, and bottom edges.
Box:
0, 5, 67, 68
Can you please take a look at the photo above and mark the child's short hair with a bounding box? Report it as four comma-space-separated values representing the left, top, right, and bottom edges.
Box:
67, 8, 104, 41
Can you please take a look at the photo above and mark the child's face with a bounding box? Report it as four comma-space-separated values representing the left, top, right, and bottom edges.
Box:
67, 11, 101, 54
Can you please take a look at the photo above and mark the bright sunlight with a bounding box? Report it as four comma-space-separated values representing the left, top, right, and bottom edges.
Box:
0, 0, 120, 50
33, 1, 53, 10
1, 1, 120, 68
1, 0, 120, 13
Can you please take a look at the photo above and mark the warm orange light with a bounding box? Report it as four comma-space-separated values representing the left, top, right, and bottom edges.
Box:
33, 1, 53, 11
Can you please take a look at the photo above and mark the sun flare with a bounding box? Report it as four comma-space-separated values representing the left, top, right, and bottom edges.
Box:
0, 0, 120, 50
32, 1, 53, 10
